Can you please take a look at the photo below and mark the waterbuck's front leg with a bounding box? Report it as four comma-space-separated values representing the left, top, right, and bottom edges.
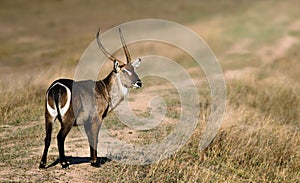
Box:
84, 115, 102, 167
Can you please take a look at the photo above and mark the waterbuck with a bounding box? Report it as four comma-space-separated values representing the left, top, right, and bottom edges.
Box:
39, 28, 142, 169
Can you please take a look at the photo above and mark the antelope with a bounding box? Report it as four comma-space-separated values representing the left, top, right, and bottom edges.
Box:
39, 28, 142, 169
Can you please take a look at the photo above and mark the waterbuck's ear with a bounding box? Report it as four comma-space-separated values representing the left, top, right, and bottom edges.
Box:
114, 60, 120, 72
131, 58, 141, 68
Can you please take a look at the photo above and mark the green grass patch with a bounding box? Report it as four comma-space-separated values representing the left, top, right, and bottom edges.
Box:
222, 53, 260, 71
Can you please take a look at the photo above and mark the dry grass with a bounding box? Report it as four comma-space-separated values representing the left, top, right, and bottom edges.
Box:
0, 0, 299, 182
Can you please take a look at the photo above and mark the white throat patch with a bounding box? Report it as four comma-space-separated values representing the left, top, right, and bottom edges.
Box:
116, 73, 128, 96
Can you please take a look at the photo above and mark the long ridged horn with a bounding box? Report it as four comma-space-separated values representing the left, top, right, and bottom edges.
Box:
96, 28, 123, 63
119, 28, 131, 63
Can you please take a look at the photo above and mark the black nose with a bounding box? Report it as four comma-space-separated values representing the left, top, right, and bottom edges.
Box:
136, 80, 142, 87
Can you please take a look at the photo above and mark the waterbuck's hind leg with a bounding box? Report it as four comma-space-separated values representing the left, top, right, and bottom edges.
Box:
39, 115, 53, 169
56, 118, 73, 169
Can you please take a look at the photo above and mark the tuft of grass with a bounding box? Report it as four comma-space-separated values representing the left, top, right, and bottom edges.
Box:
202, 115, 299, 182
0, 87, 44, 125
228, 79, 299, 124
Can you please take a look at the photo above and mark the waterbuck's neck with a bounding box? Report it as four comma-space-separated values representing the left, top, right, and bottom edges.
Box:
101, 71, 128, 110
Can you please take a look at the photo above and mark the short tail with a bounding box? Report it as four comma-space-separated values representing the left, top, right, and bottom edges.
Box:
46, 80, 72, 121
52, 89, 62, 122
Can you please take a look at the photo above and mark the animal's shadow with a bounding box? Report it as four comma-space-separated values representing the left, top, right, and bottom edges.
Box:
46, 156, 111, 169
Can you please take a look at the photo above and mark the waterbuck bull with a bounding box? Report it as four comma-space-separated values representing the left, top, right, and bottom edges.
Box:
39, 28, 142, 169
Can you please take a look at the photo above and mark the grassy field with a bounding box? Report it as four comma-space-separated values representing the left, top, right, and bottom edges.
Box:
0, 0, 299, 182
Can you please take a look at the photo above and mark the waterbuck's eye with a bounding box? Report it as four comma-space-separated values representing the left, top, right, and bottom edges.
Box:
122, 68, 132, 76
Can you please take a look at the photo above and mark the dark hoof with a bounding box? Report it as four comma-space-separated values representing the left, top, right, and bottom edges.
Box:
61, 161, 70, 169
91, 161, 101, 168
39, 162, 46, 169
